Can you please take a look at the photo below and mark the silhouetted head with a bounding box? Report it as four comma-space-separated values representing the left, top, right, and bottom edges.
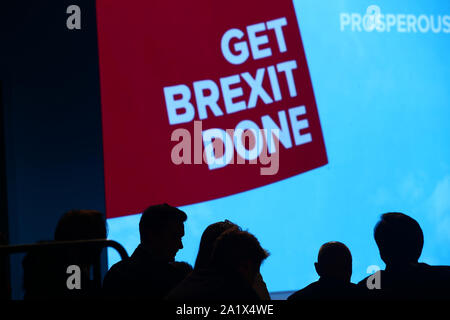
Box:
194, 220, 239, 269
54, 210, 107, 265
374, 212, 423, 266
139, 203, 187, 262
211, 228, 269, 287
314, 241, 352, 282
54, 210, 106, 241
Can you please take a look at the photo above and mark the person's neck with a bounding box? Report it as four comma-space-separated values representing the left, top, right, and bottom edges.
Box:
140, 243, 170, 263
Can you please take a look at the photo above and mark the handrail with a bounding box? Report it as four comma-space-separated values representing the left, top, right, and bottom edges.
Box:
0, 239, 129, 261
0, 239, 129, 299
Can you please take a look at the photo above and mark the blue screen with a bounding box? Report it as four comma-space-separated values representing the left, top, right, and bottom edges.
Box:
107, 0, 450, 294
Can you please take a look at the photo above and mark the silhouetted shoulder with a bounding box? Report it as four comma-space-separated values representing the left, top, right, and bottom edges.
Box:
357, 264, 450, 299
427, 265, 450, 279
357, 270, 384, 289
102, 258, 128, 285
102, 245, 187, 299
287, 281, 321, 301
414, 264, 450, 298
166, 268, 261, 301
288, 279, 363, 300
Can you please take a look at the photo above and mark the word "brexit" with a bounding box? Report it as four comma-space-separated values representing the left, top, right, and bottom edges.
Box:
164, 17, 313, 173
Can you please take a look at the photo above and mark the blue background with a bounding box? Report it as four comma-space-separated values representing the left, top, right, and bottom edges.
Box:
108, 0, 450, 294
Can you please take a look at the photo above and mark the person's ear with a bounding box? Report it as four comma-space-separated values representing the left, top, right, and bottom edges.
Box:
314, 262, 321, 277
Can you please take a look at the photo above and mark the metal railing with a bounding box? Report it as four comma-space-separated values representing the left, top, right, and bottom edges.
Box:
0, 239, 129, 299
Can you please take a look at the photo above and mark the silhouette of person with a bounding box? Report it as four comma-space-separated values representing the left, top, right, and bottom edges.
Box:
193, 220, 237, 270
22, 209, 107, 299
102, 203, 189, 299
288, 241, 362, 300
192, 220, 271, 300
166, 227, 269, 300
357, 212, 450, 299
173, 261, 193, 277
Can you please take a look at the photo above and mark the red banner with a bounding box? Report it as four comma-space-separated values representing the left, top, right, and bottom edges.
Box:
97, 0, 328, 218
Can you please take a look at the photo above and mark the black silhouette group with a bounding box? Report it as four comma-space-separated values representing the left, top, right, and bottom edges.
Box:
20, 204, 450, 300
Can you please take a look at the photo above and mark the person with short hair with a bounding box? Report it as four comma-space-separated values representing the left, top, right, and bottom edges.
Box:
288, 241, 362, 300
102, 204, 189, 299
358, 212, 450, 299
